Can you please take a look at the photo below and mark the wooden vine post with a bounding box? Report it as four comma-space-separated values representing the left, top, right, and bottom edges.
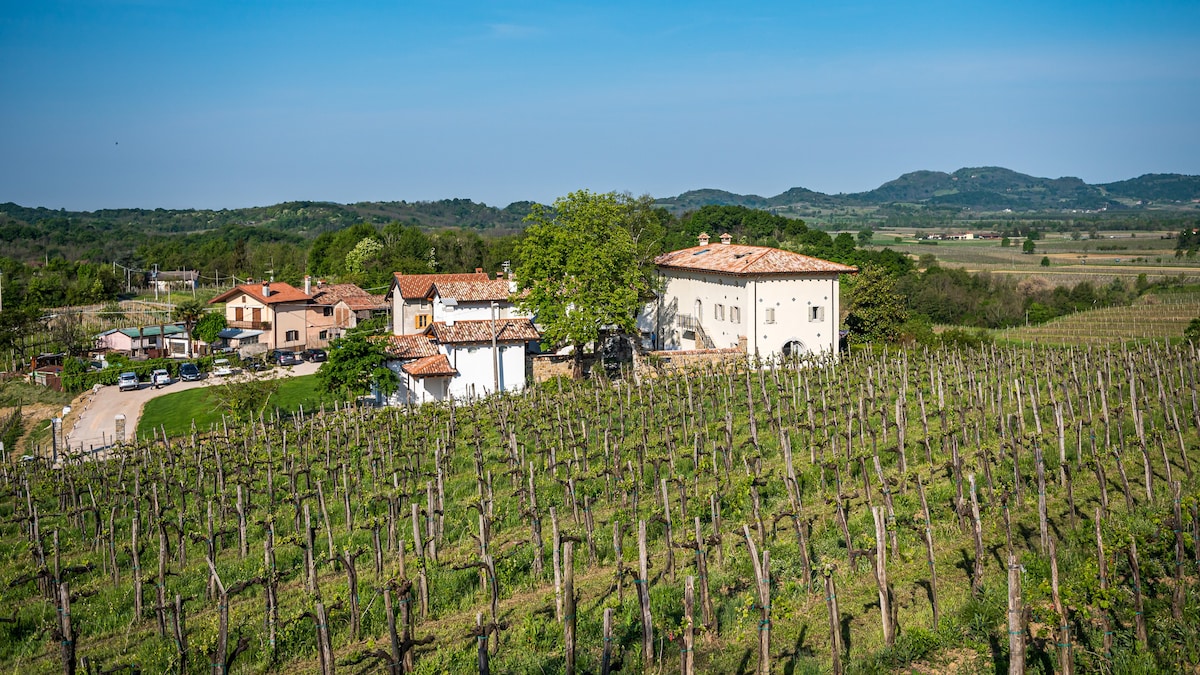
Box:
563, 540, 577, 675
601, 607, 615, 675
682, 576, 696, 675
637, 519, 654, 673
1007, 554, 1024, 675
822, 566, 843, 675
1047, 537, 1072, 675
742, 524, 771, 675
870, 507, 895, 647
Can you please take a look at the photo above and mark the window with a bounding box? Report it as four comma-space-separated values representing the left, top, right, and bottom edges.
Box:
765, 308, 776, 324
285, 330, 299, 342
782, 340, 806, 358
809, 306, 825, 322
319, 330, 328, 340
714, 304, 725, 321
730, 306, 740, 324
323, 307, 333, 317
242, 335, 259, 345
415, 314, 431, 329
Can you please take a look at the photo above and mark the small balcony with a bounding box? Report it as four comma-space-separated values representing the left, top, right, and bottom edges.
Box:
228, 320, 270, 330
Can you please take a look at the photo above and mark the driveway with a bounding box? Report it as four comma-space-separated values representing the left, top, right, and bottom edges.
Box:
64, 361, 320, 455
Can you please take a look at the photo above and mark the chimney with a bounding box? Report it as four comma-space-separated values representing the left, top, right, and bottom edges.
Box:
496, 272, 503, 280
475, 267, 483, 273
697, 232, 710, 246
262, 281, 270, 297
318, 279, 325, 288
304, 275, 312, 295
720, 232, 733, 245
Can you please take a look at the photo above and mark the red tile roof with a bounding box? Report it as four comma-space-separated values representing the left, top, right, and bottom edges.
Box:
311, 283, 388, 310
428, 280, 513, 303
374, 334, 440, 359
209, 282, 311, 305
654, 244, 857, 276
391, 272, 490, 300
401, 354, 458, 378
425, 318, 540, 344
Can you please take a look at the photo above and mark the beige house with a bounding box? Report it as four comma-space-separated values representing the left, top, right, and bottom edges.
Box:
306, 281, 388, 347
210, 278, 385, 353
210, 281, 311, 353
645, 233, 857, 360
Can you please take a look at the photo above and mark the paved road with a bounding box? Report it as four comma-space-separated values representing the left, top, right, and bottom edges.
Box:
64, 361, 320, 455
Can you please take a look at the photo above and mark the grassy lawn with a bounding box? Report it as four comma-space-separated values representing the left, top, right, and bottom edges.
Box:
137, 374, 330, 438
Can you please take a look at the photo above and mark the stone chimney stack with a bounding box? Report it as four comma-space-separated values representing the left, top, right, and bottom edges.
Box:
304, 275, 312, 295
698, 232, 710, 246
720, 232, 733, 245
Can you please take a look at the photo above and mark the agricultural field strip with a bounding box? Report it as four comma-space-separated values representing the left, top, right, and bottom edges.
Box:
2, 343, 1199, 673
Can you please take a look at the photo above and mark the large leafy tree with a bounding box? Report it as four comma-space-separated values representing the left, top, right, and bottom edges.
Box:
317, 326, 398, 400
845, 265, 908, 345
515, 190, 662, 364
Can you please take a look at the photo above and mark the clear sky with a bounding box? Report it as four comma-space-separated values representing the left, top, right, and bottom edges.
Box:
2, 1, 1198, 210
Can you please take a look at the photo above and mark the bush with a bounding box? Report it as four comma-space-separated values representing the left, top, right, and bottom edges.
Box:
62, 354, 226, 392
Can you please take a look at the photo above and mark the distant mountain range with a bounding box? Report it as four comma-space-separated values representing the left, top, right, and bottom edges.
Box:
654, 167, 1200, 215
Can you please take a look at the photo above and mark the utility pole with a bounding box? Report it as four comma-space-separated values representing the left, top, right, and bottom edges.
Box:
491, 301, 500, 394
0, 270, 4, 313
153, 264, 159, 302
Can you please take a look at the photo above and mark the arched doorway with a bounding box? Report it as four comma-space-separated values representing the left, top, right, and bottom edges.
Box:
781, 340, 807, 359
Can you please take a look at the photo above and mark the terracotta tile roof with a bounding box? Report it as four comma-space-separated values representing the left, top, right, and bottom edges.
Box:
209, 282, 311, 305
391, 272, 490, 300
425, 318, 540, 344
654, 244, 857, 276
311, 283, 388, 310
374, 334, 440, 359
428, 280, 513, 303
402, 354, 458, 378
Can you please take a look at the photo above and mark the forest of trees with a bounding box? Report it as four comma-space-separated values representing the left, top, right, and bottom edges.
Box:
0, 200, 1185, 361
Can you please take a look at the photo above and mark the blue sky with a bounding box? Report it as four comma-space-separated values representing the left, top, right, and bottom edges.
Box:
1, 1, 1198, 210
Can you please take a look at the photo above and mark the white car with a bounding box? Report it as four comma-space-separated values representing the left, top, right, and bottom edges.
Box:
151, 369, 171, 388
212, 358, 234, 377
117, 372, 139, 392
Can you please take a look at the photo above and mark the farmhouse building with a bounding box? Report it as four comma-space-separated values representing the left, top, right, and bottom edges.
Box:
646, 233, 856, 360
378, 317, 540, 404
386, 271, 491, 335
209, 278, 382, 355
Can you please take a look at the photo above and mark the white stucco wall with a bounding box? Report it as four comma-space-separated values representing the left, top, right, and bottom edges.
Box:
384, 361, 451, 405
444, 342, 527, 399
652, 270, 841, 360
748, 274, 840, 358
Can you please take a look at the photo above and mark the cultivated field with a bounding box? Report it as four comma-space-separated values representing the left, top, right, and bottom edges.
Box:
1, 344, 1198, 674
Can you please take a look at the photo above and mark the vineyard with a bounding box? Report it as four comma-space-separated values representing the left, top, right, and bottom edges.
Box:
2, 343, 1199, 674
998, 293, 1200, 346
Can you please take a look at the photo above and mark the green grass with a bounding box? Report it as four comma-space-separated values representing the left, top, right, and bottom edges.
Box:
137, 374, 329, 437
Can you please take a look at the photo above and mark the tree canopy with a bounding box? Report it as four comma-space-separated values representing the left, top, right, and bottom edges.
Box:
316, 326, 397, 400
515, 191, 663, 357
844, 265, 909, 345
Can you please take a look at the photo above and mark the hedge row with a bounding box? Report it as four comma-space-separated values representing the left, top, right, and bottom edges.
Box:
62, 355, 232, 393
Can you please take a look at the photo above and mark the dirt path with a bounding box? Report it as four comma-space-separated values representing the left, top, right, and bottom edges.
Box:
63, 361, 319, 456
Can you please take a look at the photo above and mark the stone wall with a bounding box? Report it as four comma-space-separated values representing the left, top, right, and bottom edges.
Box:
638, 347, 746, 376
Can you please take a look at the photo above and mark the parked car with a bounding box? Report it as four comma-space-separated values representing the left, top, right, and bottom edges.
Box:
179, 362, 202, 381
275, 351, 301, 366
117, 372, 139, 392
301, 348, 327, 362
244, 358, 273, 373
212, 358, 235, 377
151, 369, 171, 388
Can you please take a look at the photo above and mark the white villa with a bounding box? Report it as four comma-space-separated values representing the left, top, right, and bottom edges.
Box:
379, 318, 540, 404
644, 233, 857, 360
380, 271, 538, 404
